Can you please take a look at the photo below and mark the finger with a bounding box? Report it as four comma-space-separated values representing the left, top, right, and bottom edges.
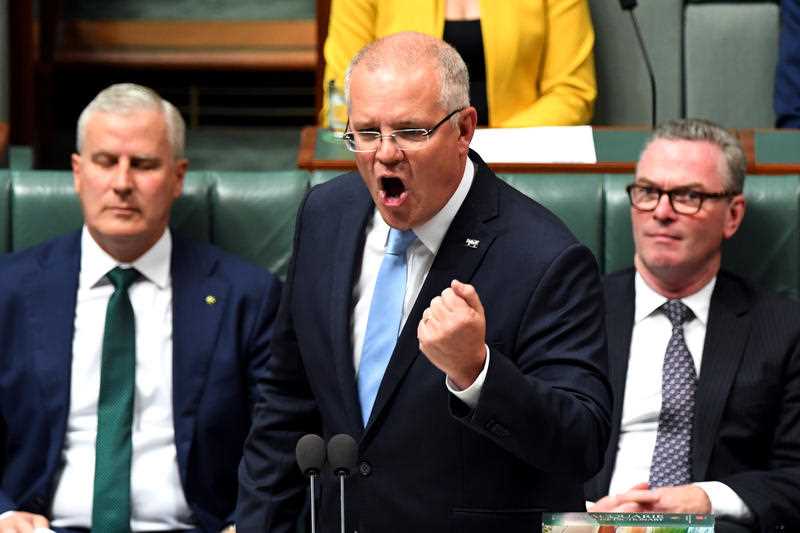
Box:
630, 482, 650, 491
31, 516, 49, 529
587, 496, 618, 512
613, 501, 646, 513
14, 517, 34, 533
451, 280, 484, 315
618, 489, 660, 504
428, 296, 447, 321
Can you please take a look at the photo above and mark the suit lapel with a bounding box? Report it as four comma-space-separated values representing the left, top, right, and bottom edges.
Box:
692, 273, 750, 480
171, 236, 230, 480
28, 233, 81, 467
329, 181, 374, 436
593, 270, 636, 495
364, 154, 498, 435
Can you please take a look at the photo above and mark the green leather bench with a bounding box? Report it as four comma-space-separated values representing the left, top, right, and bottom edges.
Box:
0, 169, 307, 279
2, 169, 798, 297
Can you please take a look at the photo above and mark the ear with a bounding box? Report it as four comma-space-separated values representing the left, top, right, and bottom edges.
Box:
71, 153, 83, 194
457, 106, 478, 154
172, 158, 188, 199
722, 193, 746, 239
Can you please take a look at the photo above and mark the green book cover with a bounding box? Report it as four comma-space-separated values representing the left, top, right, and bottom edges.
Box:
543, 512, 715, 532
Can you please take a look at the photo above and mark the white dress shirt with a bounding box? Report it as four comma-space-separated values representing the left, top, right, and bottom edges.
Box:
608, 272, 752, 522
50, 226, 194, 530
351, 158, 490, 409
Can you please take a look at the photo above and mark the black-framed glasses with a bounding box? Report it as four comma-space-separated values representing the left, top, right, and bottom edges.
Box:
342, 108, 465, 153
626, 183, 738, 215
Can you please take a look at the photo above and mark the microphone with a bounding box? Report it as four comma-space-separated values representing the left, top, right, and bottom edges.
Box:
327, 434, 358, 533
296, 434, 326, 533
619, 0, 657, 128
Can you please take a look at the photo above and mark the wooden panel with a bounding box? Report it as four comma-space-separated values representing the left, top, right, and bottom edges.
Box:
0, 122, 9, 166
53, 19, 317, 71
56, 49, 316, 71
61, 20, 315, 49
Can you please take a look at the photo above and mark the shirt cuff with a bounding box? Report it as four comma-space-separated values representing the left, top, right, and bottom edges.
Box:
694, 481, 753, 523
445, 345, 490, 409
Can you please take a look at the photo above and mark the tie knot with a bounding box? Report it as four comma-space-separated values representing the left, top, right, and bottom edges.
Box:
662, 299, 693, 328
385, 228, 417, 255
107, 267, 139, 291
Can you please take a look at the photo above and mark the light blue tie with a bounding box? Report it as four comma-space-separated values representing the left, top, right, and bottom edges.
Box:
358, 228, 417, 426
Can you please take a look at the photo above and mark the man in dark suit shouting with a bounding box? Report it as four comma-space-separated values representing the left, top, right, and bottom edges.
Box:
0, 83, 281, 532
586, 119, 800, 533
237, 32, 611, 533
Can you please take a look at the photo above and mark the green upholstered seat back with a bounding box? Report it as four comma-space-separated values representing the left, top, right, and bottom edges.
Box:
4, 170, 305, 281
722, 175, 800, 298
2, 169, 800, 296
500, 173, 605, 266
210, 170, 307, 279
604, 174, 636, 274
9, 171, 212, 251
11, 170, 82, 250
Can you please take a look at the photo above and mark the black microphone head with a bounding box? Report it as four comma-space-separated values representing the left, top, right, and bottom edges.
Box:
296, 434, 326, 476
327, 434, 358, 476
619, 0, 637, 10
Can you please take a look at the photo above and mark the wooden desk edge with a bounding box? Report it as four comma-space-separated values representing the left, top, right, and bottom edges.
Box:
0, 123, 9, 167
298, 127, 800, 174
298, 126, 636, 173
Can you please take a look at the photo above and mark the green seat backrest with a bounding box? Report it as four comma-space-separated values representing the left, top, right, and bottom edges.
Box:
604, 174, 636, 274
500, 173, 605, 265
5, 169, 800, 296
722, 175, 800, 298
210, 170, 308, 279
602, 173, 800, 297
11, 170, 83, 250
10, 171, 212, 251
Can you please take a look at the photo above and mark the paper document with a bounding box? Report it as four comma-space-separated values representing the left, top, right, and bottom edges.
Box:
470, 126, 597, 164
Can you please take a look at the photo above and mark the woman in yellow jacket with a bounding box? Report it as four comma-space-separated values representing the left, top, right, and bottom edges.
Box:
321, 0, 597, 128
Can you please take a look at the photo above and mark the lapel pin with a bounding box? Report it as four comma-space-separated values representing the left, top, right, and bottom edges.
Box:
465, 238, 480, 249
205, 295, 217, 305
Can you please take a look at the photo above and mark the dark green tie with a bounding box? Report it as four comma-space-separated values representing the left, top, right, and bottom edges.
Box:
92, 266, 139, 533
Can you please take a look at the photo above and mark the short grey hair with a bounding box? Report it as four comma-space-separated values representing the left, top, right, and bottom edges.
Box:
76, 83, 186, 159
644, 118, 746, 193
344, 32, 470, 126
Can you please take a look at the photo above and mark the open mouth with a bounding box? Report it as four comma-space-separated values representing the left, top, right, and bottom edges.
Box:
379, 177, 408, 206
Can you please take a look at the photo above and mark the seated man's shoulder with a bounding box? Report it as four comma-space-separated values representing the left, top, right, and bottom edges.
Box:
305, 171, 365, 208
0, 231, 80, 280
719, 269, 800, 314
174, 236, 281, 291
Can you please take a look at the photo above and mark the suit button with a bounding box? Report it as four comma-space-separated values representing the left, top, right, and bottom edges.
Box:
358, 461, 372, 476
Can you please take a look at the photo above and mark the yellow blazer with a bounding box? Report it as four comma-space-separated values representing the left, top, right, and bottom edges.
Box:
321, 0, 596, 127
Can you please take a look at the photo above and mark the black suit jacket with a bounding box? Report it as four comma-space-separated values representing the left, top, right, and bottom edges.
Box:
0, 231, 282, 532
585, 268, 800, 533
237, 152, 612, 533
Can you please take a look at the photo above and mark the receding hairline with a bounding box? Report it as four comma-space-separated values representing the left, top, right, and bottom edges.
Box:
344, 31, 470, 116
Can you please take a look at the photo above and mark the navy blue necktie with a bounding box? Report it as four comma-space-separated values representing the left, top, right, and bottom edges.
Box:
649, 299, 696, 487
358, 228, 417, 426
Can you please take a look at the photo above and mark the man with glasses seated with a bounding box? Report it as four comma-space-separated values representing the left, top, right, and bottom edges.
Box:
585, 118, 800, 533
237, 31, 612, 533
